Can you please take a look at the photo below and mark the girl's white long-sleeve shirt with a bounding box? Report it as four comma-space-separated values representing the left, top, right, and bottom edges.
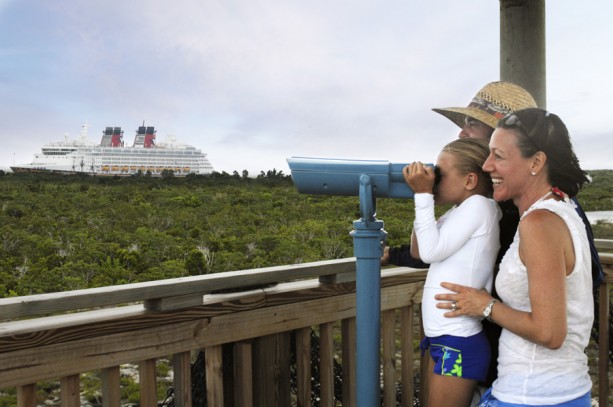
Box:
415, 193, 501, 337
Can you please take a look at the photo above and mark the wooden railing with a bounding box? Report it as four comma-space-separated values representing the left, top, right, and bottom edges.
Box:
0, 249, 611, 406
0, 259, 427, 406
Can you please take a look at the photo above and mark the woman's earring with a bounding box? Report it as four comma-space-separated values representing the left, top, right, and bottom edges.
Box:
531, 171, 537, 176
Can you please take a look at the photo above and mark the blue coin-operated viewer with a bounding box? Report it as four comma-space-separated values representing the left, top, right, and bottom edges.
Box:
287, 156, 420, 407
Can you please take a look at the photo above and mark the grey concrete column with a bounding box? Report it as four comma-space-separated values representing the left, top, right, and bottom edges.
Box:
500, 0, 546, 108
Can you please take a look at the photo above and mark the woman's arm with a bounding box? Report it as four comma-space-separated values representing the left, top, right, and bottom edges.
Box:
436, 209, 574, 349
510, 209, 571, 348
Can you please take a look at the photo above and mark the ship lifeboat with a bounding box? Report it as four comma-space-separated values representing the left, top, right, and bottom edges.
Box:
121, 166, 129, 172
183, 167, 190, 172
174, 167, 181, 173
101, 165, 111, 172
130, 166, 137, 172
111, 166, 120, 172
147, 167, 155, 173
140, 166, 146, 172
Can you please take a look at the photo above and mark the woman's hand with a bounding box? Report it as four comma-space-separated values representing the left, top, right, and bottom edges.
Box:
434, 282, 493, 318
403, 162, 435, 194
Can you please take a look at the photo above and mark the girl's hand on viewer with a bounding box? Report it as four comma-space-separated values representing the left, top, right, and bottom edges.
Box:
403, 162, 435, 194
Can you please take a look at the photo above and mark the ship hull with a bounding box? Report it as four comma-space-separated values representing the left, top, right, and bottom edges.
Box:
12, 124, 215, 176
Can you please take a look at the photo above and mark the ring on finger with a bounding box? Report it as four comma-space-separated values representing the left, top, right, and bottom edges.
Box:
451, 301, 457, 312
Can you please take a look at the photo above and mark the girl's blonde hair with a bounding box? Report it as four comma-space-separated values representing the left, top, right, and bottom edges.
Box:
442, 138, 493, 196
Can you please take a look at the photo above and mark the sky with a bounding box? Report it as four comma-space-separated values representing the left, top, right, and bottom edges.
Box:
1, 1, 612, 175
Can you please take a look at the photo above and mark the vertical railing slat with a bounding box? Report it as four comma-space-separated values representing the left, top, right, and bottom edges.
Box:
382, 309, 396, 407
101, 366, 121, 407
319, 322, 335, 407
342, 317, 356, 407
205, 345, 224, 406
172, 352, 192, 407
296, 327, 312, 407
16, 383, 36, 407
233, 341, 253, 407
598, 277, 610, 407
138, 359, 157, 407
400, 306, 414, 407
418, 305, 428, 407
60, 374, 80, 407
252, 333, 291, 405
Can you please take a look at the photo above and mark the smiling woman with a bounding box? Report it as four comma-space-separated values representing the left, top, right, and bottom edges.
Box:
437, 108, 595, 407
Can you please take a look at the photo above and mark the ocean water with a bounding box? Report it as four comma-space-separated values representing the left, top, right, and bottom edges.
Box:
585, 211, 613, 225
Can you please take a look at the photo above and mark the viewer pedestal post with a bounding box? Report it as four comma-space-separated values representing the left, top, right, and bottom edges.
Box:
352, 174, 387, 407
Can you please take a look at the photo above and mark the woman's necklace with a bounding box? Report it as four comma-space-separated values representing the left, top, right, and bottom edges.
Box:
520, 189, 552, 220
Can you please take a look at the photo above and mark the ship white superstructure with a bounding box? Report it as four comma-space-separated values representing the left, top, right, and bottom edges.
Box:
11, 123, 214, 176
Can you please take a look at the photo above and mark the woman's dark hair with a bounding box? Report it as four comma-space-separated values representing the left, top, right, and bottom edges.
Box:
498, 107, 589, 197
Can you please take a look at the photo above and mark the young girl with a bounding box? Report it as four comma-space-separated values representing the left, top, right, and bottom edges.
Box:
403, 138, 501, 407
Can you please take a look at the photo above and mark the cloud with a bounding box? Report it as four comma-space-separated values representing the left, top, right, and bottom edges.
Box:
0, 1, 610, 174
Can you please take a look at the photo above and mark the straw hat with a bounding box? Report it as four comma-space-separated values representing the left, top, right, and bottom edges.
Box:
432, 81, 538, 129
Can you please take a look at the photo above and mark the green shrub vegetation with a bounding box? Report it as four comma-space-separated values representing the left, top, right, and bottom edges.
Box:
0, 169, 612, 404
1, 169, 612, 297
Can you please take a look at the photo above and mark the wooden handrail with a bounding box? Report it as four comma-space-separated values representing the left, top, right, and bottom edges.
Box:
0, 258, 357, 320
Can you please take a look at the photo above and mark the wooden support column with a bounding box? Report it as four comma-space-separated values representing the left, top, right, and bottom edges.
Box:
500, 0, 547, 107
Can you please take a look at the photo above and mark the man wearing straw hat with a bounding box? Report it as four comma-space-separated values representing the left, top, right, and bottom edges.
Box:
381, 80, 604, 390
433, 81, 540, 141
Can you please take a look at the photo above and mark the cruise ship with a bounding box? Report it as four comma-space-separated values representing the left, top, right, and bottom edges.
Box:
11, 123, 215, 176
